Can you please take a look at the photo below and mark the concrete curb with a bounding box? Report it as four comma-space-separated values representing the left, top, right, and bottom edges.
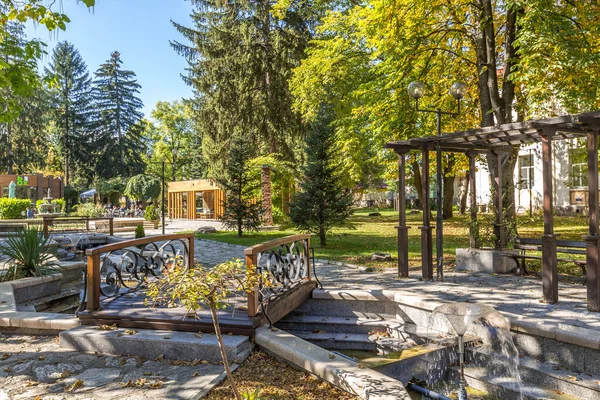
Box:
255, 325, 410, 400
0, 276, 80, 332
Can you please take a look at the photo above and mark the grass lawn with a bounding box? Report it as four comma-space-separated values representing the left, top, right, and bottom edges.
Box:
195, 207, 590, 275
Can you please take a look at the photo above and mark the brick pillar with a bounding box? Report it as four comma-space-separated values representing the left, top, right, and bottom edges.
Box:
261, 164, 274, 226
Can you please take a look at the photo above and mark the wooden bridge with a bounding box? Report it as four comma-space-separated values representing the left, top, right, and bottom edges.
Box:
77, 233, 317, 335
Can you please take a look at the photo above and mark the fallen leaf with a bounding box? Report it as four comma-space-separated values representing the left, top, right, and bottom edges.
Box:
193, 372, 199, 377
201, 360, 209, 365
116, 333, 123, 337
1, 353, 10, 360
65, 378, 84, 392
125, 330, 137, 335
149, 379, 164, 389
38, 356, 45, 361
163, 335, 171, 340
98, 324, 117, 331
143, 371, 153, 376
328, 354, 335, 359
195, 332, 203, 338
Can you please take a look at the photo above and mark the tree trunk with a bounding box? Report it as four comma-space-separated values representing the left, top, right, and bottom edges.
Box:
487, 150, 519, 242
6, 124, 12, 174
411, 158, 424, 209
209, 304, 242, 400
459, 171, 470, 215
442, 155, 456, 219
261, 165, 273, 225
319, 226, 326, 246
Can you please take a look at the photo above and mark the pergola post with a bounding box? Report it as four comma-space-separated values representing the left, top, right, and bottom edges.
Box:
491, 152, 505, 250
541, 129, 558, 304
420, 144, 433, 280
586, 130, 600, 311
467, 152, 478, 248
395, 148, 411, 277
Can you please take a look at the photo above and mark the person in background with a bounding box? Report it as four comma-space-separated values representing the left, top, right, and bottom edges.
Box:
26, 207, 34, 219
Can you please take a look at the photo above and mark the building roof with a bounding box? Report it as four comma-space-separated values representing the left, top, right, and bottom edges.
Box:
386, 111, 600, 153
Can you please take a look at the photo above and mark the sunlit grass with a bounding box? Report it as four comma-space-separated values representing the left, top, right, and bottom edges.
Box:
196, 208, 590, 275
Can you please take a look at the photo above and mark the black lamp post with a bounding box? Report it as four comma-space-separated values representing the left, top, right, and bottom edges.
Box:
150, 148, 178, 236
408, 80, 466, 281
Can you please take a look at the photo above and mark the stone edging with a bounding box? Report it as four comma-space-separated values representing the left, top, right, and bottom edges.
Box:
0, 274, 80, 332
255, 325, 410, 400
312, 288, 600, 351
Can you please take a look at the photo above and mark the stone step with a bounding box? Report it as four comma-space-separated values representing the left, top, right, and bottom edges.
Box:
290, 298, 398, 319
285, 329, 420, 354
59, 325, 253, 364
276, 314, 406, 335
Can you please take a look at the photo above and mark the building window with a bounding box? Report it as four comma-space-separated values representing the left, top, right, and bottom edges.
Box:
569, 148, 588, 188
518, 154, 534, 189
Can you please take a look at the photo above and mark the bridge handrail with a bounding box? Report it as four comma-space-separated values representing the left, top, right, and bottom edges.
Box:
244, 234, 312, 317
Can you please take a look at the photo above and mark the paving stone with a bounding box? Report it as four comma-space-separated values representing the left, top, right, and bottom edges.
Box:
33, 362, 83, 383
63, 368, 121, 391
11, 360, 33, 374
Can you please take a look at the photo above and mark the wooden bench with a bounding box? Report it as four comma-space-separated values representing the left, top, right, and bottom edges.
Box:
503, 237, 586, 276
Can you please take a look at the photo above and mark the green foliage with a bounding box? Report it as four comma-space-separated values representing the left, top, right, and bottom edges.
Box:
95, 176, 125, 198
0, 227, 58, 281
144, 205, 159, 222
35, 198, 65, 213
70, 202, 104, 218
289, 107, 354, 246
92, 51, 146, 179
146, 100, 198, 181
0, 198, 31, 219
124, 174, 161, 201
217, 135, 263, 237
134, 225, 145, 239
44, 41, 94, 186
172, 0, 310, 178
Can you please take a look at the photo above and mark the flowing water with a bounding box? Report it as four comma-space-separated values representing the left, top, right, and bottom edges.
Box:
426, 303, 523, 399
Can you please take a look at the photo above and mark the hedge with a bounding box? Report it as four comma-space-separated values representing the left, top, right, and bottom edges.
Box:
0, 198, 32, 219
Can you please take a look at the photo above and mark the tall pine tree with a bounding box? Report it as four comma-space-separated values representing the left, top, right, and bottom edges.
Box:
289, 107, 354, 246
171, 0, 310, 178
45, 41, 93, 185
92, 51, 145, 179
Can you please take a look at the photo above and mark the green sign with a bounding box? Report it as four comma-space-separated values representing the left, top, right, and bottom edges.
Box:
16, 176, 29, 186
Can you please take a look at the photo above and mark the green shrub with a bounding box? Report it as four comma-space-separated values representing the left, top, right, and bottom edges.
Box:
0, 227, 58, 281
70, 202, 104, 218
135, 225, 145, 238
144, 205, 159, 221
0, 198, 31, 219
35, 198, 66, 213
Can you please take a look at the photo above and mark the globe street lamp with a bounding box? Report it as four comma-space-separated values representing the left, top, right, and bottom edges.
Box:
408, 80, 465, 282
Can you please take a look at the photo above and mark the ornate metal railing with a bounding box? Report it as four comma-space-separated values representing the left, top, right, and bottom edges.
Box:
244, 234, 314, 319
82, 233, 194, 312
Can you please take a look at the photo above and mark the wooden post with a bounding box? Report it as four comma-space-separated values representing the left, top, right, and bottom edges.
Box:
467, 152, 478, 248
587, 130, 600, 311
420, 145, 433, 280
109, 218, 114, 236
42, 217, 49, 238
395, 148, 410, 277
492, 152, 505, 250
541, 130, 558, 304
246, 253, 259, 317
188, 235, 195, 270
86, 253, 100, 311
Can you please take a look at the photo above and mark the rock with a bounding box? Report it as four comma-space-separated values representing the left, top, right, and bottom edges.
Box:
368, 212, 381, 217
197, 226, 217, 234
63, 368, 121, 391
34, 362, 83, 383
12, 360, 33, 374
371, 253, 392, 262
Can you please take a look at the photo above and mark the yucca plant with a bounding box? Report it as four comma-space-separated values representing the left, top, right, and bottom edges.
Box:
0, 228, 58, 281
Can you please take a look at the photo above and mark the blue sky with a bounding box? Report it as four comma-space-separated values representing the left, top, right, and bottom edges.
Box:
26, 0, 194, 118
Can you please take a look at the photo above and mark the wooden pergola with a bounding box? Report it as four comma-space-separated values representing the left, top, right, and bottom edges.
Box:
386, 111, 600, 312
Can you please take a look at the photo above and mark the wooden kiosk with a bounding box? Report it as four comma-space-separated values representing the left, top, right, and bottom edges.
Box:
167, 179, 225, 220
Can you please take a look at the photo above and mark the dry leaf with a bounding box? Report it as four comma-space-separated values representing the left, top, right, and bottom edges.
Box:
149, 380, 164, 389
143, 371, 153, 376
125, 330, 137, 335
193, 372, 199, 377
358, 363, 366, 369
98, 324, 117, 331
195, 332, 203, 338
164, 335, 171, 340
116, 333, 123, 337
121, 379, 135, 388
201, 360, 209, 365
1, 353, 10, 360
154, 354, 164, 361
65, 378, 84, 392
328, 354, 335, 359
25, 380, 39, 387
38, 356, 45, 361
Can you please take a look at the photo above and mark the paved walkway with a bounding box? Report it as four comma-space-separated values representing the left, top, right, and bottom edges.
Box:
192, 239, 600, 332
0, 334, 230, 399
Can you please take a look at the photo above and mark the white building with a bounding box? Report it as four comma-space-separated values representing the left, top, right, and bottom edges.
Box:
469, 139, 590, 215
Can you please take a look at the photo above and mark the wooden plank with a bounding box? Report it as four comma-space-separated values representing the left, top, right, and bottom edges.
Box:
86, 233, 195, 255
80, 318, 256, 336
244, 234, 311, 255
263, 280, 317, 324
87, 253, 100, 311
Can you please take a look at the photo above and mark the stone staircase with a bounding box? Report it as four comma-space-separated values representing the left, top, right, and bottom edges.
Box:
278, 294, 600, 400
